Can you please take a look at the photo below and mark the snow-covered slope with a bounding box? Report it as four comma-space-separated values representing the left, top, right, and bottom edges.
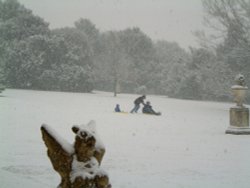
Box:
1, 89, 250, 188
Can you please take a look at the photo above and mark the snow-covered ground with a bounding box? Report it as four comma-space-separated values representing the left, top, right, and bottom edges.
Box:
1, 89, 250, 188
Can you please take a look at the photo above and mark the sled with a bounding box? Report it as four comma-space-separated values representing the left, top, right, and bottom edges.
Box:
114, 111, 161, 116
143, 112, 162, 116
114, 111, 129, 114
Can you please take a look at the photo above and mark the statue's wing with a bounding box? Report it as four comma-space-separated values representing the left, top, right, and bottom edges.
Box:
41, 124, 74, 174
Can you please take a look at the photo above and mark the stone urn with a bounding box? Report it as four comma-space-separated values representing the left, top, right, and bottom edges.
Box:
226, 74, 250, 135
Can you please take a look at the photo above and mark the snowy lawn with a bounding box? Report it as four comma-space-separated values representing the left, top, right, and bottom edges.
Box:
1, 89, 250, 188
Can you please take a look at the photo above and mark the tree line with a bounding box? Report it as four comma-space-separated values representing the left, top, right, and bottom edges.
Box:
0, 0, 249, 102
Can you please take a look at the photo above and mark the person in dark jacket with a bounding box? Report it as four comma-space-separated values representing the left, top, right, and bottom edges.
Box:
142, 101, 161, 115
130, 95, 146, 113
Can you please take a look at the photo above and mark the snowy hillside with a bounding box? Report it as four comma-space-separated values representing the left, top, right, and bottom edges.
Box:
1, 89, 250, 188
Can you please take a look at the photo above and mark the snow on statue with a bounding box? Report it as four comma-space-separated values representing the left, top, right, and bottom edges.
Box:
40, 120, 111, 188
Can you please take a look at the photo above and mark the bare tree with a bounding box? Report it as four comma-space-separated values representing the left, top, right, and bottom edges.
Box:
202, 0, 250, 50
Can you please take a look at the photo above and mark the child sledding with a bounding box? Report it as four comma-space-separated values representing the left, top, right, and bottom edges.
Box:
142, 101, 161, 116
114, 95, 161, 116
114, 104, 121, 112
114, 104, 129, 114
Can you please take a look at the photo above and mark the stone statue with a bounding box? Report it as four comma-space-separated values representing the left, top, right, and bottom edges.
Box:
41, 120, 111, 188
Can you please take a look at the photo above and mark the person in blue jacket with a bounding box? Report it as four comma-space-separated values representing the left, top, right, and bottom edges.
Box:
142, 101, 161, 115
130, 95, 146, 113
114, 104, 121, 112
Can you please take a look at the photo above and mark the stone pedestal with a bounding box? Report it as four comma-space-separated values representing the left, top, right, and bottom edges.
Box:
226, 107, 250, 135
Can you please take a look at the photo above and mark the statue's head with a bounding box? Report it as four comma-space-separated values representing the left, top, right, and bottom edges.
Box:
72, 121, 97, 162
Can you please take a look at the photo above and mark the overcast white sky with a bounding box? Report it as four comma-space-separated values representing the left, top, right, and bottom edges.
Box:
18, 0, 205, 49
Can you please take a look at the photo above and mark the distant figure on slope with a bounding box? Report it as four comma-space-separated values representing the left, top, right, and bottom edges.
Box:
142, 101, 161, 116
130, 95, 146, 113
114, 104, 121, 112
